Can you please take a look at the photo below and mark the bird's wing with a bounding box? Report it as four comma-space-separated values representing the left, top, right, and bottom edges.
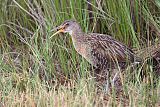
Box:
85, 33, 135, 66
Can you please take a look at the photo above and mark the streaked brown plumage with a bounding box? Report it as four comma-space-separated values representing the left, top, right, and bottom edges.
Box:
51, 20, 140, 70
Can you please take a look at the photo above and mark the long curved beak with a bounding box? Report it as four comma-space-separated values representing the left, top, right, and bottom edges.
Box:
50, 26, 65, 39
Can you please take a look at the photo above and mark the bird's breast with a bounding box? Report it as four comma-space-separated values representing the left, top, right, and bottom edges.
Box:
74, 43, 93, 64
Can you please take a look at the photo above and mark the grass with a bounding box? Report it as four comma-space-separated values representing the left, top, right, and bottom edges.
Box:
0, 0, 160, 106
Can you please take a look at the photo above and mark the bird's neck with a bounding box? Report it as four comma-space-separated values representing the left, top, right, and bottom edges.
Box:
70, 29, 84, 49
71, 28, 83, 40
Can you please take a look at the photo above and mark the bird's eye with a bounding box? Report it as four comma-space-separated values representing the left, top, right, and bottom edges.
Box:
65, 23, 69, 26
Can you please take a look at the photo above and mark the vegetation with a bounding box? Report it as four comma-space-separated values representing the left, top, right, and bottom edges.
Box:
0, 0, 160, 106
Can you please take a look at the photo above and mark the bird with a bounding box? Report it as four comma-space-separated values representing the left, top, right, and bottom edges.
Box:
50, 20, 141, 91
51, 20, 140, 70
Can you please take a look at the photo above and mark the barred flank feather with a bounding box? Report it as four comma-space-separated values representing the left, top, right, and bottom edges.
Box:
84, 34, 137, 69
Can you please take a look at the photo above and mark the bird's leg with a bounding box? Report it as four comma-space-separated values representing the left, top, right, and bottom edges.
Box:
110, 69, 123, 93
111, 71, 120, 86
103, 69, 111, 93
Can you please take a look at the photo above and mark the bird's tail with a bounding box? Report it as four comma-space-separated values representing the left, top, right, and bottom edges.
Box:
133, 43, 160, 75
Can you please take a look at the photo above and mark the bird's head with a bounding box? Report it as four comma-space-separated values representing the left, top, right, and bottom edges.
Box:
50, 20, 81, 38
